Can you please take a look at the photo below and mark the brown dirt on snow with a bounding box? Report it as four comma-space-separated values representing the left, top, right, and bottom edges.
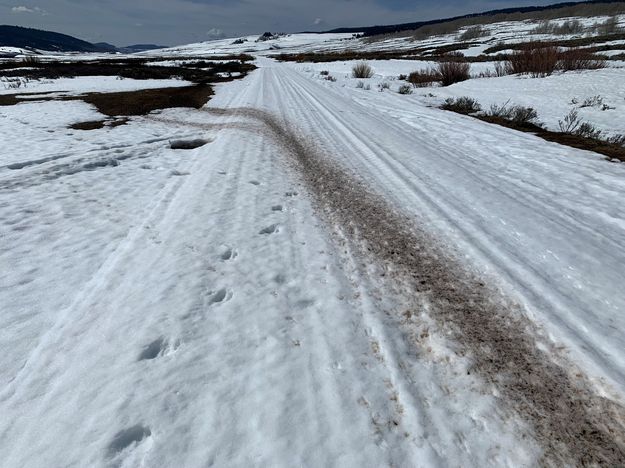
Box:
193, 106, 625, 466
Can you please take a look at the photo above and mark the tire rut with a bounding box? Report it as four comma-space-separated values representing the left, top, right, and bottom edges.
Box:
159, 106, 625, 465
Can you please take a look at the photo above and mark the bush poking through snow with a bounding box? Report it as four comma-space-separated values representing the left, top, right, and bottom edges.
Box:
1, 77, 28, 89
488, 101, 539, 126
505, 44, 605, 77
532, 19, 585, 35
437, 61, 471, 86
578, 95, 604, 108
558, 110, 602, 139
407, 68, 441, 87
506, 44, 559, 77
606, 134, 625, 146
558, 48, 606, 71
324, 75, 337, 82
21, 55, 40, 65
319, 70, 329, 76
378, 82, 390, 91
575, 123, 603, 139
441, 96, 481, 114
593, 16, 622, 35
352, 62, 374, 79
559, 109, 582, 133
458, 25, 488, 40
494, 61, 508, 77
398, 84, 413, 95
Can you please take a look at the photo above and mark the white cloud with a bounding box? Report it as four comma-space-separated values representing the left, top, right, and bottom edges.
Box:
11, 5, 47, 15
313, 17, 323, 25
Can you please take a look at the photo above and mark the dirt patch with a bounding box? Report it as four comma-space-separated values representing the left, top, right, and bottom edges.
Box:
82, 85, 214, 116
1, 84, 215, 116
0, 57, 256, 83
170, 138, 211, 150
193, 107, 625, 465
0, 94, 19, 106
69, 120, 106, 130
0, 56, 254, 115
69, 118, 128, 131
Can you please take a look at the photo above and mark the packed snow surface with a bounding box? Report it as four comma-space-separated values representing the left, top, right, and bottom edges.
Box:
2, 24, 625, 467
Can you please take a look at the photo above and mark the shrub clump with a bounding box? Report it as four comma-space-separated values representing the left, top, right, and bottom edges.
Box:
398, 84, 413, 95
441, 96, 481, 114
506, 44, 559, 77
558, 109, 602, 138
458, 25, 488, 40
352, 62, 374, 78
505, 44, 605, 77
593, 16, 622, 35
437, 60, 471, 86
488, 101, 539, 126
558, 48, 606, 71
494, 61, 508, 77
407, 68, 441, 87
532, 19, 584, 35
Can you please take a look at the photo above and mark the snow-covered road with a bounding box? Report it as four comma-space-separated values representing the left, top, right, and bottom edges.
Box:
265, 58, 625, 392
1, 58, 625, 466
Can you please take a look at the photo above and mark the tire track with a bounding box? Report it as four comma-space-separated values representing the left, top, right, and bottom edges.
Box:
187, 105, 625, 466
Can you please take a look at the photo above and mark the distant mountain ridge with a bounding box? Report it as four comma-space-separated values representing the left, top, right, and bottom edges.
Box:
323, 0, 625, 36
0, 25, 165, 53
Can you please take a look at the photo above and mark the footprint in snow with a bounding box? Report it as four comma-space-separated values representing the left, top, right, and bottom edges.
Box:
271, 205, 283, 212
249, 180, 261, 186
220, 247, 238, 261
209, 288, 233, 305
106, 425, 151, 458
259, 224, 279, 235
137, 337, 167, 361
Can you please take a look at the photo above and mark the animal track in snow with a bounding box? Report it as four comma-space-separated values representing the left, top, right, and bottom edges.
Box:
209, 288, 233, 305
249, 180, 261, 186
271, 205, 283, 212
106, 425, 151, 458
259, 224, 279, 235
285, 191, 298, 197
220, 247, 238, 261
138, 337, 167, 361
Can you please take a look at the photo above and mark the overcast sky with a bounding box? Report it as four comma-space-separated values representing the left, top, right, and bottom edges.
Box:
2, 0, 558, 46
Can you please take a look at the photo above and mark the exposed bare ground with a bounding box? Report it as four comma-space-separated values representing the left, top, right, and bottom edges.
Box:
155, 107, 625, 466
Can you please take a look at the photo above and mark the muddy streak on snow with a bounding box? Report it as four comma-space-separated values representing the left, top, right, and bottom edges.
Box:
155, 107, 625, 465
223, 107, 625, 465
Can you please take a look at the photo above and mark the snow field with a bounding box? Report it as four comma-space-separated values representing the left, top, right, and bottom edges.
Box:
290, 58, 625, 140
0, 69, 540, 466
2, 20, 625, 466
